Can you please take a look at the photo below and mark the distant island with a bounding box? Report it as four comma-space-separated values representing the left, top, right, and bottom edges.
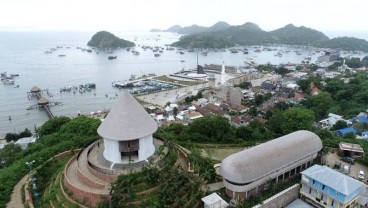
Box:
87, 31, 135, 49
152, 22, 368, 51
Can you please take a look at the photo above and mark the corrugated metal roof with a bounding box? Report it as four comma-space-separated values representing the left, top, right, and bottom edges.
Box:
220, 130, 322, 184
302, 165, 364, 196
97, 90, 157, 141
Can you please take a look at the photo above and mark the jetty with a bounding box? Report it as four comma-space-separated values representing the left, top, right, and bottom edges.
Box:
26, 86, 59, 118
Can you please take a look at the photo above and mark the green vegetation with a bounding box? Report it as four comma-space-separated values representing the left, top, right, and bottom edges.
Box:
87, 31, 135, 49
301, 72, 368, 118
0, 116, 100, 207
171, 22, 368, 51
184, 91, 203, 104
4, 128, 32, 142
234, 81, 251, 89
316, 37, 368, 52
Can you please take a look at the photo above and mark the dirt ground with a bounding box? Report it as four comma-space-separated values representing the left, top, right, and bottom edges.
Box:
323, 152, 368, 182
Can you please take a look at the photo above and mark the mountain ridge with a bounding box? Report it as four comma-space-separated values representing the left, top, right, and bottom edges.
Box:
162, 22, 368, 51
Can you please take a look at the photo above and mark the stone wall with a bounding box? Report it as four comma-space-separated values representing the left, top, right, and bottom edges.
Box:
252, 184, 300, 208
76, 166, 105, 189
87, 164, 117, 183
63, 156, 110, 207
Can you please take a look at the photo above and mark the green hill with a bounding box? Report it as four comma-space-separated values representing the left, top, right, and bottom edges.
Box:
87, 31, 135, 49
269, 24, 329, 45
171, 22, 368, 51
316, 37, 368, 51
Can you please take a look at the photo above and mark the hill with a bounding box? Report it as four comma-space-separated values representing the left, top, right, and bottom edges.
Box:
152, 21, 231, 35
316, 37, 368, 51
269, 24, 329, 45
87, 31, 135, 49
171, 22, 368, 51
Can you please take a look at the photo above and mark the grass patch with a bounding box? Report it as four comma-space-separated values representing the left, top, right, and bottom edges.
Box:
153, 75, 205, 86
202, 147, 244, 161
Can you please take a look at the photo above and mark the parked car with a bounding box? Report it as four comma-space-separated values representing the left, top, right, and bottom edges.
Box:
358, 170, 365, 180
340, 156, 355, 164
343, 165, 350, 174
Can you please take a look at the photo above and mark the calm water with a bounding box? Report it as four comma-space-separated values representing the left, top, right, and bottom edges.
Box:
0, 31, 366, 136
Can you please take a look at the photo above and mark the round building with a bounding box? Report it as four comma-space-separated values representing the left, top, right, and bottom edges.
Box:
220, 130, 322, 200
97, 90, 158, 164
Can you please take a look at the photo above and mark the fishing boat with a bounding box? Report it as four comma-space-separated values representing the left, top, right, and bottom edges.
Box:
108, 56, 117, 60
2, 79, 15, 85
154, 53, 160, 57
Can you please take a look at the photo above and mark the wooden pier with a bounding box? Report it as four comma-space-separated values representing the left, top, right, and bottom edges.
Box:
27, 86, 57, 119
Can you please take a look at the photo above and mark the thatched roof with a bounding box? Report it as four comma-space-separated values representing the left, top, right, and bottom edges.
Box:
97, 90, 158, 141
31, 86, 41, 92
38, 97, 49, 105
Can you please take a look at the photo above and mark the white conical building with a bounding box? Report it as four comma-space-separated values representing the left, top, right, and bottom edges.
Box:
97, 90, 157, 164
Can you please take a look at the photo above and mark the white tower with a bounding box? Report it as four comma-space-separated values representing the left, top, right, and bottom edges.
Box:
220, 61, 226, 85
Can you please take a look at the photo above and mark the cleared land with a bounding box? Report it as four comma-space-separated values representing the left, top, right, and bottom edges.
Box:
202, 147, 244, 161
153, 75, 205, 86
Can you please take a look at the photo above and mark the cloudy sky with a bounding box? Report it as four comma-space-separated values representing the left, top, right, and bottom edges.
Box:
0, 0, 367, 37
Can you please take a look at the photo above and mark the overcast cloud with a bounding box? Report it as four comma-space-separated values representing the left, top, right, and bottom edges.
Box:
0, 0, 367, 37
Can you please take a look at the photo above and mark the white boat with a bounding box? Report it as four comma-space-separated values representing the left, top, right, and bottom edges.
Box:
2, 79, 15, 85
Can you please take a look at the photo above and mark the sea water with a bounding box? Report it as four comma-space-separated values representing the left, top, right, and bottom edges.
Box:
0, 30, 366, 136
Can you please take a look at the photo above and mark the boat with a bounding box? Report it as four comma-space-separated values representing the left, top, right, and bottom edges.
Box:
154, 53, 160, 57
108, 56, 117, 60
179, 51, 185, 55
8, 115, 11, 121
132, 51, 140, 55
201, 51, 208, 56
58, 54, 66, 57
10, 74, 19, 77
14, 85, 20, 88
180, 60, 186, 62
2, 79, 14, 85
230, 48, 238, 53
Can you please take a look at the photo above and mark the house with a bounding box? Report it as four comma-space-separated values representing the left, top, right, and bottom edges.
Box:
336, 127, 357, 137
261, 80, 277, 91
319, 113, 352, 129
202, 193, 229, 208
339, 142, 364, 157
300, 165, 364, 208
362, 131, 368, 140
184, 111, 203, 123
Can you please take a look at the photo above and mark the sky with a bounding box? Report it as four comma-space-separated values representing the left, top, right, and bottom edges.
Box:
1, 0, 368, 38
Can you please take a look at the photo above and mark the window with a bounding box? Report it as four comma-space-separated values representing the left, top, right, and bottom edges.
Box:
331, 200, 334, 206
321, 194, 324, 201
313, 180, 315, 184
309, 188, 312, 194
322, 185, 325, 190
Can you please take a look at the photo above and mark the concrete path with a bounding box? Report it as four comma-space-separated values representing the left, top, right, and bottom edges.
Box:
7, 173, 29, 208
207, 182, 224, 192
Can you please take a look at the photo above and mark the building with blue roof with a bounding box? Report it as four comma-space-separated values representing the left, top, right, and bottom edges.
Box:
356, 115, 368, 124
300, 165, 364, 208
336, 127, 357, 137
362, 131, 368, 140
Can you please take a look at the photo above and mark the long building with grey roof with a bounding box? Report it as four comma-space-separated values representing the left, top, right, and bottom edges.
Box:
220, 130, 322, 200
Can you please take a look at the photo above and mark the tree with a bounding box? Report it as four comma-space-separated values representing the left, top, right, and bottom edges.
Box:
306, 92, 333, 120
281, 107, 315, 134
173, 107, 178, 117
0, 143, 23, 169
248, 106, 258, 117
37, 116, 71, 137
254, 94, 264, 106
297, 79, 310, 93
331, 120, 348, 131
234, 81, 252, 89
